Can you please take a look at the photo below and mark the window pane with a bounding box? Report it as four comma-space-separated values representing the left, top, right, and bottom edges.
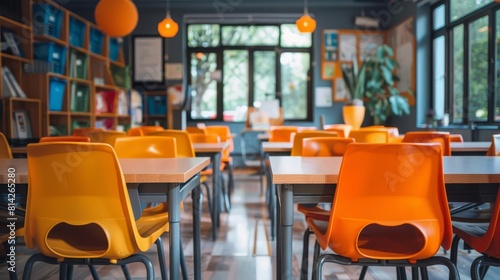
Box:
281, 24, 312, 47
450, 0, 493, 22
452, 25, 464, 123
223, 50, 249, 122
188, 24, 220, 47
433, 36, 446, 119
221, 26, 279, 46
433, 4, 445, 30
280, 52, 309, 119
190, 53, 218, 119
254, 51, 276, 104
496, 11, 500, 121
468, 16, 489, 122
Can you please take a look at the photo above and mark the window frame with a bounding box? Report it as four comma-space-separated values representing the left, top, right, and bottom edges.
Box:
185, 22, 314, 123
431, 0, 498, 125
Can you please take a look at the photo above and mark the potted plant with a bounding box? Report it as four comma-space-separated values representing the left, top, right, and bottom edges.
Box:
341, 44, 411, 126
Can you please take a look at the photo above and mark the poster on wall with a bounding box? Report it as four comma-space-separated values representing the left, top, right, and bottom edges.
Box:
339, 33, 357, 61
322, 30, 338, 61
133, 36, 165, 88
359, 33, 384, 61
388, 17, 415, 104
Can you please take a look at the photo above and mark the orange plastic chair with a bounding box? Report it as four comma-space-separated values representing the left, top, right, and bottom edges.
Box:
114, 136, 177, 158
486, 134, 500, 156
0, 132, 13, 159
186, 126, 207, 135
127, 126, 164, 136
24, 143, 170, 280
290, 131, 340, 156
268, 126, 298, 142
72, 127, 103, 137
296, 137, 355, 279
402, 131, 451, 156
323, 124, 352, 138
306, 143, 458, 279
450, 134, 464, 142
348, 129, 389, 143
205, 126, 234, 198
39, 136, 90, 142
86, 130, 127, 146
450, 188, 500, 280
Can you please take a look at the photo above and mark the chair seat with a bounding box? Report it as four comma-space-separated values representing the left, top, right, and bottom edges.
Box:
452, 222, 489, 239
297, 204, 329, 221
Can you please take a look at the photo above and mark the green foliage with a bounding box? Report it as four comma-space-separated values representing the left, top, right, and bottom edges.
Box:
341, 44, 411, 124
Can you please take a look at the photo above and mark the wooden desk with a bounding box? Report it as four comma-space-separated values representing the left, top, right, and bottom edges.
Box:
269, 156, 500, 280
193, 142, 229, 241
0, 157, 210, 280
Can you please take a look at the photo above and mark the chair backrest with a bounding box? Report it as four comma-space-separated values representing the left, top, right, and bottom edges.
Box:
206, 125, 234, 153
146, 129, 195, 157
487, 134, 500, 156
348, 129, 389, 143
323, 124, 353, 138
127, 126, 164, 136
269, 126, 298, 142
290, 131, 340, 156
39, 136, 91, 143
186, 126, 207, 135
301, 137, 355, 157
25, 143, 161, 259
114, 136, 177, 158
188, 133, 221, 144
450, 134, 464, 143
323, 143, 452, 260
402, 131, 451, 156
72, 127, 103, 137
0, 132, 12, 159
86, 130, 127, 146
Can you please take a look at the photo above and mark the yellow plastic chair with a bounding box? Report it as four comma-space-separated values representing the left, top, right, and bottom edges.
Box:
39, 136, 90, 142
402, 131, 451, 156
113, 136, 188, 279
348, 129, 389, 143
323, 124, 352, 138
290, 131, 340, 156
24, 143, 170, 280
306, 143, 458, 279
269, 126, 298, 142
127, 126, 164, 136
0, 132, 13, 159
86, 130, 127, 146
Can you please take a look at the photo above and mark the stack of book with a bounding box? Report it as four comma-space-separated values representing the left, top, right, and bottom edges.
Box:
1, 66, 27, 98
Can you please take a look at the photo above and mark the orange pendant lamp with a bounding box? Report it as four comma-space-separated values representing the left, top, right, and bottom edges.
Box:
296, 0, 316, 33
158, 0, 178, 38
95, 0, 138, 37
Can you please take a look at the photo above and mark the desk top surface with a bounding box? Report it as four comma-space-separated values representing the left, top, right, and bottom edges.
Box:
0, 157, 210, 184
270, 156, 500, 184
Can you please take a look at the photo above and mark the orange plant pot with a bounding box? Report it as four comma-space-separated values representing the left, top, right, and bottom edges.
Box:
342, 105, 365, 130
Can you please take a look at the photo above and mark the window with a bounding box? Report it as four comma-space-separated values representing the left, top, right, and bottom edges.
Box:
431, 1, 498, 124
186, 22, 313, 122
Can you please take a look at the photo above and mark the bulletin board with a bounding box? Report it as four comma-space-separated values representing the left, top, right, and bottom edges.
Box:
322, 29, 385, 102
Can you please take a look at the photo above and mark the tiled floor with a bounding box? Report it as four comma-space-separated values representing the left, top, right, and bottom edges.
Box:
1, 168, 499, 279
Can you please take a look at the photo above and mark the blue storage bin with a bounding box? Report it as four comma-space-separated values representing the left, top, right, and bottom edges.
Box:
147, 96, 167, 115
69, 17, 86, 48
49, 78, 67, 111
109, 38, 120, 61
32, 3, 63, 38
90, 28, 104, 55
33, 42, 67, 75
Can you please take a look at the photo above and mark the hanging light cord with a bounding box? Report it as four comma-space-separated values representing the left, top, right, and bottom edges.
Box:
304, 0, 309, 15
166, 0, 171, 18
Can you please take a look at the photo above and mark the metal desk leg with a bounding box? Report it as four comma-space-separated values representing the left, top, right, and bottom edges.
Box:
192, 184, 202, 280
168, 184, 181, 280
276, 184, 282, 280
280, 184, 294, 279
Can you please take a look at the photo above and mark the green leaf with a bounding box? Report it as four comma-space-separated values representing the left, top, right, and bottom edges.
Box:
381, 65, 394, 86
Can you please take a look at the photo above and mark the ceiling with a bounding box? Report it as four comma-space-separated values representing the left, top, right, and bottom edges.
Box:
63, 0, 389, 9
